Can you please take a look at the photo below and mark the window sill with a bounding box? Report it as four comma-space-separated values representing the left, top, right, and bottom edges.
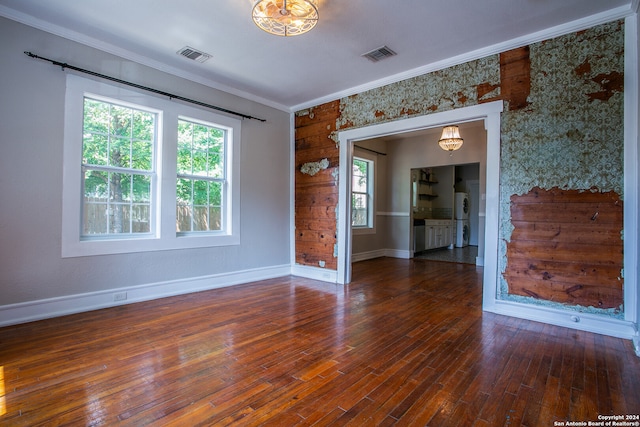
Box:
352, 227, 376, 236
62, 233, 240, 258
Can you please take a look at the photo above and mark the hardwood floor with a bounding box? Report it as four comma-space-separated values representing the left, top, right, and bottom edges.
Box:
1, 257, 639, 426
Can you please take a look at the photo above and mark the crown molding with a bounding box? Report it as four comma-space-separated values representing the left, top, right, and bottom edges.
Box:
0, 5, 290, 113
0, 3, 633, 114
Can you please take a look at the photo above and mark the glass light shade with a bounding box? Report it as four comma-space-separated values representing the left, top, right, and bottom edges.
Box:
252, 0, 319, 36
438, 125, 464, 152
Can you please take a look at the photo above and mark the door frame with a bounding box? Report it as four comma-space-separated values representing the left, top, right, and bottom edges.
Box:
336, 101, 504, 299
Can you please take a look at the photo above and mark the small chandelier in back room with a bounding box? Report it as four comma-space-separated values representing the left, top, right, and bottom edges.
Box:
252, 0, 319, 36
438, 125, 464, 154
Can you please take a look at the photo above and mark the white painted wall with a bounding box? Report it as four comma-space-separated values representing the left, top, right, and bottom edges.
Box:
630, 12, 640, 354
0, 18, 291, 324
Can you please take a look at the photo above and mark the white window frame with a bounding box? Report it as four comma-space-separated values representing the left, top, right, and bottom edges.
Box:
351, 151, 376, 235
80, 94, 159, 239
61, 74, 241, 257
175, 116, 230, 235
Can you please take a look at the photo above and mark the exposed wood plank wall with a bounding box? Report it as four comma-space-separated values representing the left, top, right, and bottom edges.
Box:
293, 48, 531, 270
294, 101, 340, 269
479, 46, 531, 111
504, 187, 623, 310
294, 23, 624, 318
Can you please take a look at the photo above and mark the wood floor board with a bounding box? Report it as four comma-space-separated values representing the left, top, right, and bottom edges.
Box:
1, 257, 639, 426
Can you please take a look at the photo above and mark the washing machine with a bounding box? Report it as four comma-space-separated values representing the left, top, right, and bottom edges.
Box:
455, 219, 470, 248
454, 192, 469, 220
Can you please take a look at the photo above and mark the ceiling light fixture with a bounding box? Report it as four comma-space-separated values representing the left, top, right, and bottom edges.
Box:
252, 0, 319, 36
438, 125, 464, 154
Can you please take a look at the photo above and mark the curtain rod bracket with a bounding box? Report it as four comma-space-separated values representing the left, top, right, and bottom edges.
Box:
24, 51, 266, 122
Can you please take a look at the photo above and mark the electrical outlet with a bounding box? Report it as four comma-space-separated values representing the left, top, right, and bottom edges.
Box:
113, 292, 127, 302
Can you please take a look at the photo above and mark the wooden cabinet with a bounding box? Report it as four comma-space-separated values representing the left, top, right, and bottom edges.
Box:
424, 220, 453, 250
417, 179, 438, 201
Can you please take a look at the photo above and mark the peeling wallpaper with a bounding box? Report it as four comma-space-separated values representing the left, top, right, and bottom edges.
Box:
300, 158, 330, 176
500, 21, 624, 199
497, 20, 625, 314
296, 20, 625, 316
337, 56, 500, 130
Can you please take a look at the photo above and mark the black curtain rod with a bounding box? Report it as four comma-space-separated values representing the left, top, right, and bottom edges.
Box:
24, 51, 266, 122
354, 145, 387, 156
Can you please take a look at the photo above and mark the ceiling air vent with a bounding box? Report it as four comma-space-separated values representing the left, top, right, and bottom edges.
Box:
177, 46, 212, 63
361, 45, 397, 63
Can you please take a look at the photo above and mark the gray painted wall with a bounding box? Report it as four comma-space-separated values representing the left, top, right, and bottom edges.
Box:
0, 18, 291, 306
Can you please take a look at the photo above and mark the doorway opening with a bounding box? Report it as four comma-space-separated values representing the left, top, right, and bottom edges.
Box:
412, 164, 481, 266
337, 102, 504, 310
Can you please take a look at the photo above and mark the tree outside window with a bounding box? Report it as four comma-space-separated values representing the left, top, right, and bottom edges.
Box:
176, 119, 226, 233
63, 75, 241, 257
82, 98, 155, 236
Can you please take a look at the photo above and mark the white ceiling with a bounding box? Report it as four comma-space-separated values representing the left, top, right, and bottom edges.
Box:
0, 0, 633, 111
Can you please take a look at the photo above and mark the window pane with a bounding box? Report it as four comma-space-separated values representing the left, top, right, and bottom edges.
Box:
110, 105, 132, 138
176, 203, 192, 233
209, 207, 222, 231
83, 98, 154, 171
132, 204, 150, 232
352, 193, 368, 227
210, 181, 222, 206
109, 203, 130, 233
192, 150, 208, 176
132, 110, 154, 141
174, 179, 222, 232
193, 206, 209, 231
193, 180, 208, 205
352, 157, 373, 228
177, 178, 193, 204
84, 170, 108, 199
110, 137, 131, 168
132, 140, 153, 171
83, 134, 108, 166
177, 147, 192, 175
82, 170, 152, 236
83, 201, 107, 235
352, 159, 368, 192
208, 143, 224, 178
177, 121, 192, 145
132, 175, 151, 202
81, 95, 157, 238
83, 99, 109, 134
193, 124, 209, 151
110, 172, 131, 202
176, 119, 227, 233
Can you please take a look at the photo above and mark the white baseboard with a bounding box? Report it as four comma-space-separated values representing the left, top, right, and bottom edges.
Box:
290, 264, 337, 283
352, 249, 387, 263
352, 249, 411, 263
486, 300, 638, 340
0, 264, 291, 327
5, 261, 637, 352
384, 249, 411, 259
